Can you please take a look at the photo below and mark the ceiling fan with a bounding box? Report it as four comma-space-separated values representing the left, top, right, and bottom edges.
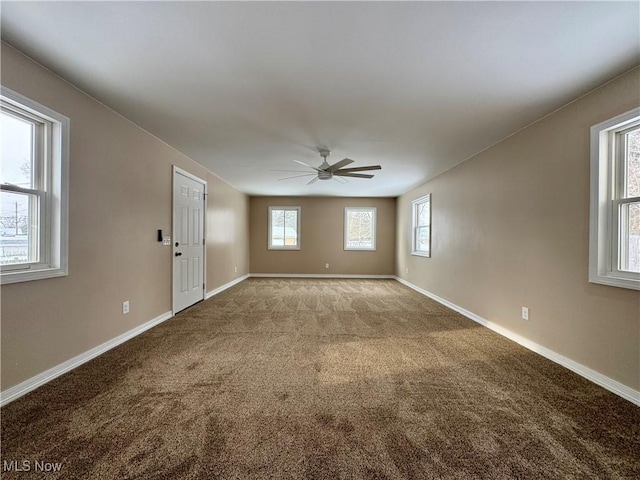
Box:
274, 149, 381, 185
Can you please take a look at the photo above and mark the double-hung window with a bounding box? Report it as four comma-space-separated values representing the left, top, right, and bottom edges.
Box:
589, 107, 640, 289
411, 194, 431, 257
268, 206, 300, 249
1, 87, 69, 284
344, 207, 376, 250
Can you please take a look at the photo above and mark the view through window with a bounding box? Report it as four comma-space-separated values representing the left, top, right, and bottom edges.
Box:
1, 107, 40, 266
268, 207, 300, 249
412, 194, 431, 257
620, 126, 640, 273
344, 207, 376, 250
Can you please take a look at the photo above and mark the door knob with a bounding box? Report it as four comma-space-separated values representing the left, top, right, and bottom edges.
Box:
175, 252, 182, 257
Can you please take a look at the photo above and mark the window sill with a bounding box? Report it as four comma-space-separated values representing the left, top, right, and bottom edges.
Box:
1, 266, 68, 285
589, 272, 640, 291
411, 251, 430, 258
267, 246, 301, 251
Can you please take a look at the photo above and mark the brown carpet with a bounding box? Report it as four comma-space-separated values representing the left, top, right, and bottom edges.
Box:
1, 278, 639, 479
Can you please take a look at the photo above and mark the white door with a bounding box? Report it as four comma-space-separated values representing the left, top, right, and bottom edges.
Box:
173, 169, 205, 313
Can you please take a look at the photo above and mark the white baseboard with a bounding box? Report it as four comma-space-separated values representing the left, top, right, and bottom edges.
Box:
6, 276, 635, 408
0, 310, 173, 407
249, 273, 395, 279
0, 274, 249, 407
205, 274, 249, 299
395, 276, 640, 406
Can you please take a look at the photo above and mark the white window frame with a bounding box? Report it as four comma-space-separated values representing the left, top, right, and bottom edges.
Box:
1, 86, 69, 284
344, 207, 377, 251
268, 206, 301, 250
411, 194, 431, 257
589, 107, 640, 290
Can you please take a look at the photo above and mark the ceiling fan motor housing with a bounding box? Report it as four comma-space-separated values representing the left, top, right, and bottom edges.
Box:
318, 149, 332, 178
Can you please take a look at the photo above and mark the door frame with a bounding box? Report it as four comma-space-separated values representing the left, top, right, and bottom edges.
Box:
172, 165, 207, 315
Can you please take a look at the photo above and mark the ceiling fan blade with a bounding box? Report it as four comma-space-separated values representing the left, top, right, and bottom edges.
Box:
278, 174, 316, 181
333, 172, 375, 179
270, 169, 313, 173
294, 160, 322, 171
334, 165, 381, 173
333, 176, 349, 184
307, 176, 319, 185
326, 158, 354, 173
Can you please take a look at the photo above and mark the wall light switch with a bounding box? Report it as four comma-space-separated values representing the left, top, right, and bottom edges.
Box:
522, 307, 529, 321
162, 236, 171, 246
123, 301, 130, 315
325, 263, 330, 269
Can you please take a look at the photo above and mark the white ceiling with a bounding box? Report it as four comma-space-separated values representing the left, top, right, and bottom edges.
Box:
2, 1, 639, 196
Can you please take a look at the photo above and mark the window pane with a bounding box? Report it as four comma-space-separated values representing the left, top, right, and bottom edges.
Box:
1, 110, 34, 189
417, 201, 430, 227
270, 209, 299, 247
346, 210, 374, 248
619, 201, 640, 273
625, 128, 640, 198
284, 210, 298, 245
271, 209, 285, 246
416, 226, 430, 254
1, 190, 39, 265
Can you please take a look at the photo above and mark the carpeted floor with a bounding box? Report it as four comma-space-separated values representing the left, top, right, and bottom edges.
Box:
1, 278, 639, 479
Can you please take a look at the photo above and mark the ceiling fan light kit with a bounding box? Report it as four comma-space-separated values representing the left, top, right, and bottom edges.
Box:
279, 149, 382, 185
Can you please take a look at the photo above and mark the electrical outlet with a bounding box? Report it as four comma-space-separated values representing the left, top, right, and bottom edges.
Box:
325, 263, 329, 269
521, 306, 529, 321
123, 301, 130, 315
405, 267, 409, 274
234, 266, 238, 273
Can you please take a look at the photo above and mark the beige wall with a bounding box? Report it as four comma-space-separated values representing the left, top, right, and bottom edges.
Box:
0, 43, 250, 390
250, 196, 396, 275
396, 67, 640, 391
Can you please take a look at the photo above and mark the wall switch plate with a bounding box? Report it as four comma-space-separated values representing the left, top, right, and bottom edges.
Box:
522, 307, 529, 321
162, 236, 171, 246
325, 263, 330, 269
234, 266, 238, 273
405, 267, 409, 274
123, 301, 130, 315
